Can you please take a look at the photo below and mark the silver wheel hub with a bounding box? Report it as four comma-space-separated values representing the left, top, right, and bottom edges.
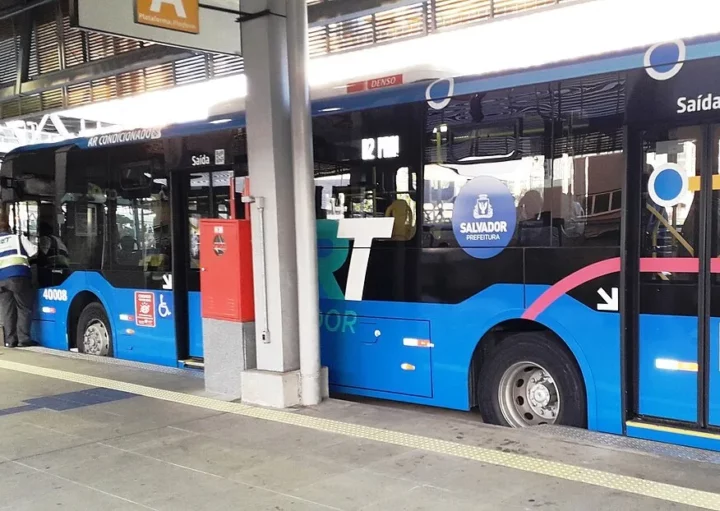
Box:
83, 320, 109, 356
498, 362, 560, 427
529, 381, 551, 408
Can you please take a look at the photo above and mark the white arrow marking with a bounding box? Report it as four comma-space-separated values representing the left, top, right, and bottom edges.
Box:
597, 287, 619, 312
162, 274, 173, 291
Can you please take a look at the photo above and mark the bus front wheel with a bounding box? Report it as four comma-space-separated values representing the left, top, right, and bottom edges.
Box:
76, 303, 113, 357
477, 332, 586, 428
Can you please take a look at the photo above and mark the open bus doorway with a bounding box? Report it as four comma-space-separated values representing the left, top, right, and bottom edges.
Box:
627, 122, 720, 433
171, 165, 247, 364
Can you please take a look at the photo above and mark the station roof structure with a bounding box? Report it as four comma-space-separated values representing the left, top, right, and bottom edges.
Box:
0, 0, 585, 130
4, 0, 719, 151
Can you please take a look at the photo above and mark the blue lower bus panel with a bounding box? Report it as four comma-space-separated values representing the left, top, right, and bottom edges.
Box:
638, 314, 698, 423
31, 272, 179, 367
321, 311, 433, 397
31, 319, 60, 349
188, 291, 204, 359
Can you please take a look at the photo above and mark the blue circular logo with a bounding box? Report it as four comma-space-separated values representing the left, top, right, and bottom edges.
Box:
648, 163, 687, 208
644, 40, 686, 81
452, 176, 517, 259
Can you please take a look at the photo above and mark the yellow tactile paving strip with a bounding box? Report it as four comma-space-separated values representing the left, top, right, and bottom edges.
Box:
1, 358, 719, 510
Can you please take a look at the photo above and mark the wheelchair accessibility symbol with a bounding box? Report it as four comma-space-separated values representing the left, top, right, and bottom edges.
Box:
158, 295, 172, 319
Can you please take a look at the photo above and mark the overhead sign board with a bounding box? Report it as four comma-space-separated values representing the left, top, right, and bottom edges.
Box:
135, 0, 200, 34
71, 0, 240, 55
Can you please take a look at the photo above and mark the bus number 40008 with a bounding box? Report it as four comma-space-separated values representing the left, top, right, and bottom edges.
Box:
42, 289, 68, 302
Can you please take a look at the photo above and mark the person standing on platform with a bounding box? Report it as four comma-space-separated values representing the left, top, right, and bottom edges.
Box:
0, 212, 38, 348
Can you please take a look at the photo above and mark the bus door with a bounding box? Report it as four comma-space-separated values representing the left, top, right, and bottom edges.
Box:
630, 123, 720, 429
174, 168, 245, 362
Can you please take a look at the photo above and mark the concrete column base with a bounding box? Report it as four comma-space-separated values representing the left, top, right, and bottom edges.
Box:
203, 320, 256, 400
318, 366, 330, 402
241, 366, 329, 408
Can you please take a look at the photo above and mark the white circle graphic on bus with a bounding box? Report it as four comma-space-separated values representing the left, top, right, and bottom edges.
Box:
426, 77, 455, 110
644, 40, 686, 81
647, 163, 688, 209
452, 176, 517, 259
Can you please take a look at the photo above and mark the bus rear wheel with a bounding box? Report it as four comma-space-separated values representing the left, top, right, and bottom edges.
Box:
477, 332, 586, 428
76, 303, 113, 357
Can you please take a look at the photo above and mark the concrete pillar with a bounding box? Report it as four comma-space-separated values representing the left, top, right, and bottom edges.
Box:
238, 0, 307, 408
287, 0, 327, 406
203, 319, 255, 400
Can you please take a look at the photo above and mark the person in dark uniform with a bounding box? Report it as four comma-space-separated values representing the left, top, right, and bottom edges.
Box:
0, 212, 38, 348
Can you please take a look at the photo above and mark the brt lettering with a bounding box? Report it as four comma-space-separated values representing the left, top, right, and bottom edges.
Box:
316, 218, 394, 301
317, 220, 349, 300
320, 309, 358, 334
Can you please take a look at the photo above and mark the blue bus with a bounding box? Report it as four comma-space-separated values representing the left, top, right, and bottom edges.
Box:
4, 36, 720, 450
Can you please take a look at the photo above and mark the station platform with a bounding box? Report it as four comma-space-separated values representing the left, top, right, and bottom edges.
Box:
1, 349, 720, 510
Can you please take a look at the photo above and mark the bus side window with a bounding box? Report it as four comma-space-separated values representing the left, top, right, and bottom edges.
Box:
313, 166, 417, 241
112, 165, 171, 274
8, 201, 39, 243
63, 167, 106, 271
312, 104, 420, 244
314, 173, 350, 220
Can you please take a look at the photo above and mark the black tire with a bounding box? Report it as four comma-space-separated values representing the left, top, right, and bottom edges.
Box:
76, 303, 113, 357
477, 332, 586, 428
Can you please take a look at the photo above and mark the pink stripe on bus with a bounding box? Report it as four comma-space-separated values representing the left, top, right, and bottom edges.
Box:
522, 258, 621, 320
522, 257, 709, 320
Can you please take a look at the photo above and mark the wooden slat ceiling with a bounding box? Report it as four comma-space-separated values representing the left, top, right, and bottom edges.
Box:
1, 0, 584, 120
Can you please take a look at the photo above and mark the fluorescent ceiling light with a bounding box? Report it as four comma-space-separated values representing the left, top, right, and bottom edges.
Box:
56, 0, 720, 129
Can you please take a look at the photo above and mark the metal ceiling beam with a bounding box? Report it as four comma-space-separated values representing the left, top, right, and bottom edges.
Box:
307, 0, 422, 26
14, 9, 32, 95
0, 44, 195, 101
0, 0, 55, 22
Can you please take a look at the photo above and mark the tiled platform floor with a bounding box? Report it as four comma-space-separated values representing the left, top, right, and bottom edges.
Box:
0, 347, 718, 510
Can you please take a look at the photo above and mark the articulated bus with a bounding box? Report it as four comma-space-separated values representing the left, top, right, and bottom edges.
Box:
4, 36, 720, 450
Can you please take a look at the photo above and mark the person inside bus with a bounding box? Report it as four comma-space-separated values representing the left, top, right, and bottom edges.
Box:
117, 235, 142, 267
385, 198, 415, 241
37, 220, 70, 269
0, 212, 38, 348
516, 189, 558, 246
